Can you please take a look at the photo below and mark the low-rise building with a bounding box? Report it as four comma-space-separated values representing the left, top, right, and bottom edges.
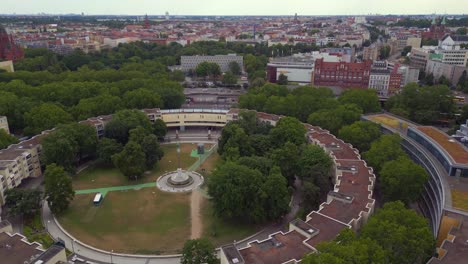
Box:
0, 220, 67, 264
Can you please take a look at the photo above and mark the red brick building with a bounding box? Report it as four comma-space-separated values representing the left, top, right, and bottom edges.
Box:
0, 25, 24, 62
312, 58, 372, 89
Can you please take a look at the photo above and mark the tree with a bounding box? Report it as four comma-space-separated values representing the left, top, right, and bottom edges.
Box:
153, 119, 167, 140
112, 141, 146, 180
271, 141, 300, 185
24, 103, 72, 136
302, 229, 386, 264
5, 189, 42, 217
363, 134, 407, 173
41, 130, 79, 173
44, 164, 75, 215
401, 45, 412, 56
338, 121, 382, 152
123, 88, 163, 109
298, 144, 333, 192
260, 167, 290, 219
97, 138, 123, 164
195, 62, 221, 78
228, 61, 241, 76
269, 117, 306, 147
181, 238, 218, 264
222, 71, 237, 85
380, 156, 429, 204
0, 129, 19, 150
208, 162, 266, 222
308, 104, 363, 135
277, 73, 288, 85
104, 109, 152, 144
379, 45, 391, 59
218, 123, 253, 160
338, 89, 381, 114
141, 134, 164, 169
456, 27, 467, 35
361, 201, 434, 264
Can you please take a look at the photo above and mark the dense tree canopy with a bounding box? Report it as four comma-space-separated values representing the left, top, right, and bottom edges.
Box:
104, 109, 152, 144
362, 134, 407, 173
181, 238, 218, 264
338, 121, 382, 152
112, 141, 146, 180
0, 129, 18, 150
44, 164, 75, 215
361, 201, 434, 264
5, 188, 42, 217
24, 103, 73, 136
380, 156, 429, 204
386, 83, 455, 124
338, 89, 381, 114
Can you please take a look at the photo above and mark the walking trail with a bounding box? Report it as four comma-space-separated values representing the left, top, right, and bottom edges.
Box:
190, 189, 203, 239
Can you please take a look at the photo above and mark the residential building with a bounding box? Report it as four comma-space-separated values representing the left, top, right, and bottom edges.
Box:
181, 54, 243, 73
312, 58, 372, 89
0, 134, 45, 205
397, 65, 420, 86
368, 61, 402, 97
363, 44, 380, 61
0, 116, 9, 134
425, 60, 467, 84
0, 220, 67, 264
410, 47, 433, 70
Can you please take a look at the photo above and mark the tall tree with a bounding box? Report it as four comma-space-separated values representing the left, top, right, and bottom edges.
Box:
260, 167, 290, 219
153, 118, 167, 140
104, 109, 152, 144
181, 238, 218, 264
298, 144, 333, 192
24, 103, 72, 136
112, 141, 146, 180
277, 73, 289, 85
380, 156, 429, 204
338, 89, 381, 114
208, 162, 266, 223
97, 138, 123, 164
141, 134, 164, 169
228, 61, 241, 76
44, 164, 75, 215
338, 121, 382, 152
361, 201, 435, 264
0, 129, 19, 150
5, 189, 42, 217
362, 134, 407, 173
41, 130, 79, 173
269, 117, 306, 147
123, 88, 163, 109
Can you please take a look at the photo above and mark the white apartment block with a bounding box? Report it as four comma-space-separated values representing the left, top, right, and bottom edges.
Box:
180, 54, 243, 73
368, 70, 391, 97
0, 116, 9, 134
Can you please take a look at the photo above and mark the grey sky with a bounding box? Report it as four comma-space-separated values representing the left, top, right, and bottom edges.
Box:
1, 0, 467, 15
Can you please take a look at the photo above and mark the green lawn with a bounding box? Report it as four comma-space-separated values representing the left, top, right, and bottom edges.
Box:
58, 188, 191, 254
73, 143, 199, 190
201, 198, 259, 246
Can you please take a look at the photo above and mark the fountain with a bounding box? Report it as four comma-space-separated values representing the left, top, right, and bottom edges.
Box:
156, 143, 204, 192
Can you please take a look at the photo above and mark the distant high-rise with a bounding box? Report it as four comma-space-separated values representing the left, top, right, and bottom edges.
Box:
294, 13, 298, 21
144, 14, 150, 29
165, 11, 170, 20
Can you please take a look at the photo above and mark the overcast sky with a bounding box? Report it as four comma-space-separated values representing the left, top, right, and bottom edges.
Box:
1, 0, 467, 16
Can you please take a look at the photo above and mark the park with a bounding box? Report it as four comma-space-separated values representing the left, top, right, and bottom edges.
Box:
57, 143, 259, 254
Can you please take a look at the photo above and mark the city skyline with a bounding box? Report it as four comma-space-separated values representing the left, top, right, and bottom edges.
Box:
1, 0, 468, 16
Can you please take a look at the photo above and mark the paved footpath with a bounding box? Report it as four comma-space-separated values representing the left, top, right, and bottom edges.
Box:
43, 143, 218, 264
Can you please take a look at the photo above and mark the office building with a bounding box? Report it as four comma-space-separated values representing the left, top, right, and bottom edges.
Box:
312, 58, 372, 89
180, 54, 243, 73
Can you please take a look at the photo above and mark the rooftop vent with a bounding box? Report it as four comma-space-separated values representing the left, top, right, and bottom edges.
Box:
232, 258, 239, 264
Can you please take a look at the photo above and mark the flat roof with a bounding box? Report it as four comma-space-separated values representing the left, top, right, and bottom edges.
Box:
239, 230, 311, 264
305, 212, 349, 247
417, 126, 468, 164
309, 132, 359, 160
0, 232, 43, 264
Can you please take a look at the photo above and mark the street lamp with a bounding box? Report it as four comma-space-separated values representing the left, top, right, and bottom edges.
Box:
110, 249, 114, 264
71, 239, 76, 253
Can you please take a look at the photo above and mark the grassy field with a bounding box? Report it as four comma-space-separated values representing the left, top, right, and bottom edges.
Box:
58, 188, 191, 254
368, 114, 409, 130
201, 198, 259, 246
73, 144, 199, 190
451, 189, 468, 211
